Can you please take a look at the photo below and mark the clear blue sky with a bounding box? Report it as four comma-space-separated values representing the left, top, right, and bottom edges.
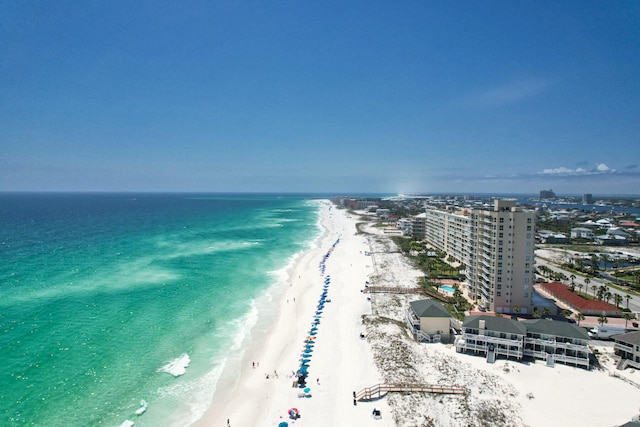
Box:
2, 1, 639, 195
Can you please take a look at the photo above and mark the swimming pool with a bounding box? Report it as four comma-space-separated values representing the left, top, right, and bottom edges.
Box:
440, 285, 455, 293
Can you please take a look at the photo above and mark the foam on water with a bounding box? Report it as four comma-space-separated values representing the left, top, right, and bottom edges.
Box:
158, 353, 191, 377
0, 194, 322, 426
135, 400, 148, 415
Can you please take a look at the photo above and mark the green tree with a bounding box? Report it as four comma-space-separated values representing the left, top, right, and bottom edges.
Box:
570, 274, 576, 292
614, 294, 623, 308
625, 294, 632, 310
598, 315, 608, 326
623, 312, 636, 329
605, 291, 613, 304
575, 312, 585, 326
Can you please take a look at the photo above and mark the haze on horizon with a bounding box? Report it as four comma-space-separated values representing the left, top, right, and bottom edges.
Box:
1, 2, 639, 195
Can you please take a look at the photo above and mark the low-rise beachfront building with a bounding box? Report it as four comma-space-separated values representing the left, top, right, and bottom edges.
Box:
521, 319, 591, 369
456, 315, 592, 369
537, 282, 622, 317
570, 227, 594, 239
614, 331, 640, 370
456, 315, 527, 362
406, 299, 453, 343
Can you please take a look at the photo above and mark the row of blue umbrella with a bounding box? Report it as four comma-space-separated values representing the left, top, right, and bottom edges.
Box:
319, 237, 340, 274
298, 274, 330, 380
298, 237, 340, 382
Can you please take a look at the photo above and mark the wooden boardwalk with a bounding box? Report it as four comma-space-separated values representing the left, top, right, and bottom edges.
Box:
355, 383, 466, 401
363, 286, 452, 303
364, 286, 424, 294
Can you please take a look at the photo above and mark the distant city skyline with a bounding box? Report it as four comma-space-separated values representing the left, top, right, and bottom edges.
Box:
1, 2, 639, 195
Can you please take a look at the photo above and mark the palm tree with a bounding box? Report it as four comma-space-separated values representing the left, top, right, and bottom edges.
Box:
623, 312, 636, 329
577, 283, 584, 296
598, 315, 608, 326
605, 292, 612, 305
570, 274, 576, 292
585, 277, 592, 295
575, 312, 585, 326
614, 294, 623, 309
542, 307, 552, 318
625, 294, 632, 310
591, 285, 597, 298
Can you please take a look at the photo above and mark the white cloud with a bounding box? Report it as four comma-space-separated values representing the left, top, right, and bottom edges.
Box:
462, 78, 550, 108
539, 163, 616, 176
596, 163, 613, 172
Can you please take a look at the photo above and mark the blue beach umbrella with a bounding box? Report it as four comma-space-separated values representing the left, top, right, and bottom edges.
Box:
310, 330, 317, 335
304, 387, 311, 393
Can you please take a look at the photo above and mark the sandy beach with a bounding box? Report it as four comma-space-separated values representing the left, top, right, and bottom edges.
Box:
193, 201, 640, 427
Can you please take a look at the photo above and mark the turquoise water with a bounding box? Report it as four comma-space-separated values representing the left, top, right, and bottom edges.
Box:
0, 193, 321, 426
440, 285, 455, 293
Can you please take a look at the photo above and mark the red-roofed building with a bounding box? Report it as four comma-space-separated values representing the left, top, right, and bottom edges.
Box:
538, 282, 621, 316
619, 221, 640, 228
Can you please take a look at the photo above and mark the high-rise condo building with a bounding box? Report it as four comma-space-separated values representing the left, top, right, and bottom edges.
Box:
421, 199, 535, 314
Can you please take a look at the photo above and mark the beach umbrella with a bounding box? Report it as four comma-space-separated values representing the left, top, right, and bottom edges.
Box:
309, 330, 317, 335
304, 387, 311, 393
278, 422, 288, 427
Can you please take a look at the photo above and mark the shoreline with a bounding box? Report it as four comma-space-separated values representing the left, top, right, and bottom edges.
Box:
192, 203, 640, 427
193, 200, 392, 426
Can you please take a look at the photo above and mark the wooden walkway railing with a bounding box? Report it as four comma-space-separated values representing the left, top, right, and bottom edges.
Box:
363, 286, 452, 303
355, 383, 466, 401
364, 286, 423, 294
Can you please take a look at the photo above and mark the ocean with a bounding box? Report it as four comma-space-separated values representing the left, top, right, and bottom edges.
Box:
0, 193, 322, 426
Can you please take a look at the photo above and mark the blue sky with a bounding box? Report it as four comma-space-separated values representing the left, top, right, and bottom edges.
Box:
1, 1, 639, 195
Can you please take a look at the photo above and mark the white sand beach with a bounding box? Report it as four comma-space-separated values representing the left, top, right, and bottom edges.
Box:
193, 201, 640, 427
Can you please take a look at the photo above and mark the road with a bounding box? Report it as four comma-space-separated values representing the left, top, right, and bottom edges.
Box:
535, 256, 640, 314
